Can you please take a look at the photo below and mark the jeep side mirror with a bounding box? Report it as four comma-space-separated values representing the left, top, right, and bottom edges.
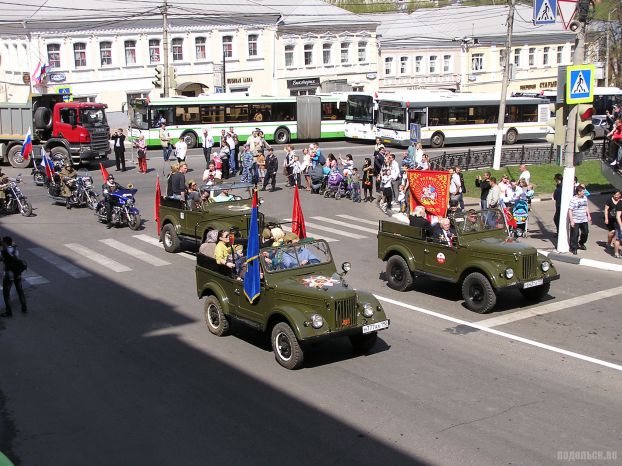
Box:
341, 262, 351, 274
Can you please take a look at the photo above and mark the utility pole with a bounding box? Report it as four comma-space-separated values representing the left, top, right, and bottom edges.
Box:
605, 10, 611, 87
493, 0, 515, 170
557, 2, 588, 253
222, 48, 226, 93
161, 0, 169, 97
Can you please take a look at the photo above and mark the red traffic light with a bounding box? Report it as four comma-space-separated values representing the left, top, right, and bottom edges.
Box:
579, 106, 594, 120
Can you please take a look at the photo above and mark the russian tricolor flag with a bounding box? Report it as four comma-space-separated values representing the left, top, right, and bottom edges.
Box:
40, 148, 55, 180
22, 127, 33, 160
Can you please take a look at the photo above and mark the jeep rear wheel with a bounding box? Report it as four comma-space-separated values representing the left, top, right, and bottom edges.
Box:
386, 255, 413, 291
204, 296, 230, 336
462, 272, 496, 314
520, 282, 551, 302
271, 322, 303, 370
160, 224, 181, 253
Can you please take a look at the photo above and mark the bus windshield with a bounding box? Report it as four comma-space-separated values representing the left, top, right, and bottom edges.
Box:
346, 95, 374, 123
378, 103, 406, 131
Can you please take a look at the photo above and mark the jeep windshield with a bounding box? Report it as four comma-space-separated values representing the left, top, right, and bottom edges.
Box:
203, 182, 254, 202
261, 240, 332, 272
80, 107, 107, 126
453, 209, 507, 235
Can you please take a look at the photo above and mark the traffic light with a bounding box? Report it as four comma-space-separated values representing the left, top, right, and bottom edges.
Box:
152, 66, 162, 88
546, 103, 566, 146
575, 103, 594, 154
168, 66, 177, 89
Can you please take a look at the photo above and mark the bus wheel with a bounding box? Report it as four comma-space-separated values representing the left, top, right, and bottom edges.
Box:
274, 127, 291, 144
505, 129, 518, 145
430, 132, 444, 148
183, 132, 198, 149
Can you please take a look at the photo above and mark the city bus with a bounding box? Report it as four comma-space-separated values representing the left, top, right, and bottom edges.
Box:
129, 94, 347, 148
345, 92, 550, 148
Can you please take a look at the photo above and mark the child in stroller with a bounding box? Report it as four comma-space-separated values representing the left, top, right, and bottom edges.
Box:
511, 199, 530, 238
324, 169, 345, 199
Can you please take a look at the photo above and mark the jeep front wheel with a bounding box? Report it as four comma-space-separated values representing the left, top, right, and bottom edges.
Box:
204, 296, 230, 336
520, 282, 551, 302
271, 322, 303, 370
462, 272, 496, 314
386, 255, 413, 291
161, 224, 181, 253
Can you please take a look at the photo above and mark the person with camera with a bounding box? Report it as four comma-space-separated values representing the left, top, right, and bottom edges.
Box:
1, 236, 27, 317
110, 128, 126, 172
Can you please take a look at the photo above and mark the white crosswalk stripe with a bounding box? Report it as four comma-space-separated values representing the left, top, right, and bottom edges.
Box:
132, 234, 195, 261
29, 247, 92, 278
22, 270, 50, 285
99, 239, 171, 266
283, 218, 367, 239
65, 243, 132, 273
280, 224, 338, 242
311, 216, 378, 234
336, 214, 380, 227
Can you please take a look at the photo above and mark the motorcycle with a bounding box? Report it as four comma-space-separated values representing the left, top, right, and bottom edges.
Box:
1, 174, 32, 217
48, 169, 99, 209
95, 186, 141, 230
32, 158, 65, 187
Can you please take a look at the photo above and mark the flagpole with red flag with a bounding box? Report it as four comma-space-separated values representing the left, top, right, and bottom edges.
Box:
99, 162, 110, 183
291, 185, 307, 239
155, 175, 161, 234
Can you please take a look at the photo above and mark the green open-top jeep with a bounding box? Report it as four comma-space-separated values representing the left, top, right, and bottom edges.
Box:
378, 209, 560, 314
196, 237, 390, 369
159, 182, 265, 252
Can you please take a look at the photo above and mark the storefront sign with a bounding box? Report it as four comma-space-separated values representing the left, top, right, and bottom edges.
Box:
287, 77, 320, 89
519, 80, 557, 91
227, 76, 253, 84
48, 72, 67, 83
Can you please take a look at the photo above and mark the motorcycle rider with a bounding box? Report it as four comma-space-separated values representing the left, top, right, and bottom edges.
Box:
59, 162, 78, 209
0, 167, 8, 211
102, 174, 122, 229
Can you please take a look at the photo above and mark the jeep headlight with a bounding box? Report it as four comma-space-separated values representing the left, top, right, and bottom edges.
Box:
311, 314, 324, 329
541, 261, 550, 272
504, 268, 514, 279
362, 303, 374, 318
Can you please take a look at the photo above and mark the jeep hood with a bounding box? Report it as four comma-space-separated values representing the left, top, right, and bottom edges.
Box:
274, 273, 356, 300
465, 237, 537, 255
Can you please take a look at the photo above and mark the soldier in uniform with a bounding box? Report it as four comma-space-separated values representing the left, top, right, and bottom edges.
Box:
102, 174, 122, 228
59, 162, 78, 208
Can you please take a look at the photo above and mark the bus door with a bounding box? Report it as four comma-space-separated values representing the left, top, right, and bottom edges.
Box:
408, 107, 428, 129
297, 96, 321, 140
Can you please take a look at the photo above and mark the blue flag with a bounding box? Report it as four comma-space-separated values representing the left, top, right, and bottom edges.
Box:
244, 190, 261, 303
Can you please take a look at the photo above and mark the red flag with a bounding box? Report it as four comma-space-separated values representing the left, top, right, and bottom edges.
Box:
99, 162, 110, 183
503, 206, 517, 228
291, 185, 306, 239
155, 175, 161, 234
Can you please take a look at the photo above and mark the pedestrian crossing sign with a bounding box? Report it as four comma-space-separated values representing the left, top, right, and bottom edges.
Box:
533, 0, 556, 25
566, 65, 594, 104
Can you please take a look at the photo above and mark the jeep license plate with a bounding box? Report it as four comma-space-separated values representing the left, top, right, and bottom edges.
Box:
362, 320, 389, 334
523, 278, 544, 289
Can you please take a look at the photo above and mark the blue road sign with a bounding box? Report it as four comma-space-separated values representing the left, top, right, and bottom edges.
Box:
410, 123, 421, 143
534, 0, 556, 25
566, 64, 595, 104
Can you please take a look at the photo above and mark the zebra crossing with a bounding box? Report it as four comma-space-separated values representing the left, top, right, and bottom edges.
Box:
3, 214, 382, 289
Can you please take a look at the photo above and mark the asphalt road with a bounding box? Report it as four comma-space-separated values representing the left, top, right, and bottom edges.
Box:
0, 147, 621, 466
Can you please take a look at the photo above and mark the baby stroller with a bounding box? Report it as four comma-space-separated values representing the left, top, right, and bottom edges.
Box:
324, 171, 344, 199
511, 199, 530, 238
309, 164, 325, 194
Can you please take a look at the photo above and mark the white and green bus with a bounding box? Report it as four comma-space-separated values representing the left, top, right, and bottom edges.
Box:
129, 94, 347, 148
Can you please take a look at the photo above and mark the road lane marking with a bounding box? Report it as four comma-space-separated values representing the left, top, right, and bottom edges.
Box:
282, 218, 366, 239
375, 294, 622, 373
336, 214, 380, 227
279, 225, 338, 242
29, 247, 92, 278
65, 243, 132, 273
311, 216, 378, 234
474, 286, 622, 328
132, 234, 195, 261
22, 270, 50, 285
99, 239, 171, 267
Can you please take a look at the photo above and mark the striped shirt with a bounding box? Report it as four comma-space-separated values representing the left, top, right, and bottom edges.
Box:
569, 196, 589, 223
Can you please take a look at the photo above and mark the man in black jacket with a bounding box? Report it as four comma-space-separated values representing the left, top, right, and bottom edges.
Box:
110, 128, 126, 172
553, 173, 563, 233
475, 171, 491, 209
170, 163, 187, 200
262, 148, 278, 192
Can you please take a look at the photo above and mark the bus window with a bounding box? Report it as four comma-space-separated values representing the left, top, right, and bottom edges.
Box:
175, 106, 200, 125
272, 102, 296, 121
321, 102, 346, 121
378, 104, 406, 131
347, 95, 374, 122
250, 104, 272, 122
506, 105, 537, 123
201, 105, 225, 124
225, 105, 249, 123
468, 106, 497, 124
149, 107, 174, 128
428, 107, 448, 126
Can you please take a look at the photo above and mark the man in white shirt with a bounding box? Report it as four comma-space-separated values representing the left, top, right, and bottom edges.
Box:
387, 153, 400, 199
202, 129, 213, 167
518, 164, 531, 185
449, 167, 461, 201
174, 138, 188, 163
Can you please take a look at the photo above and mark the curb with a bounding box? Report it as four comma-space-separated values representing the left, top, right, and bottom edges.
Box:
538, 250, 622, 272
531, 190, 616, 203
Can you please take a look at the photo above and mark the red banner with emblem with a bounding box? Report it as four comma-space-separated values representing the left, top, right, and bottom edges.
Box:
407, 170, 451, 218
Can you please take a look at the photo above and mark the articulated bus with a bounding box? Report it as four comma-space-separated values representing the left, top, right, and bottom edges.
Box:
129, 94, 348, 147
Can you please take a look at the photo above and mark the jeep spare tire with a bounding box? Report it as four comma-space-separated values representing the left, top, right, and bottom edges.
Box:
462, 272, 496, 314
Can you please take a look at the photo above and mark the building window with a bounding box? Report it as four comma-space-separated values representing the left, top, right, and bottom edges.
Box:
385, 57, 393, 76
303, 44, 312, 66
543, 47, 549, 66
570, 45, 575, 58
415, 56, 423, 73
471, 53, 483, 72
514, 48, 521, 67
341, 42, 349, 64
47, 44, 61, 68
195, 37, 206, 60
124, 40, 137, 65
248, 34, 258, 57
499, 49, 506, 69
400, 56, 408, 74
323, 43, 331, 65
285, 44, 294, 67
100, 42, 112, 66
73, 43, 87, 68
149, 39, 160, 64
557, 46, 563, 64
358, 41, 367, 62
222, 36, 232, 59
443, 55, 451, 73
172, 38, 183, 61
429, 55, 437, 74
529, 47, 535, 67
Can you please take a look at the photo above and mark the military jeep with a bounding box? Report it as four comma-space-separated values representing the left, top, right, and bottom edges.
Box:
196, 238, 390, 369
159, 182, 265, 252
378, 209, 560, 314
